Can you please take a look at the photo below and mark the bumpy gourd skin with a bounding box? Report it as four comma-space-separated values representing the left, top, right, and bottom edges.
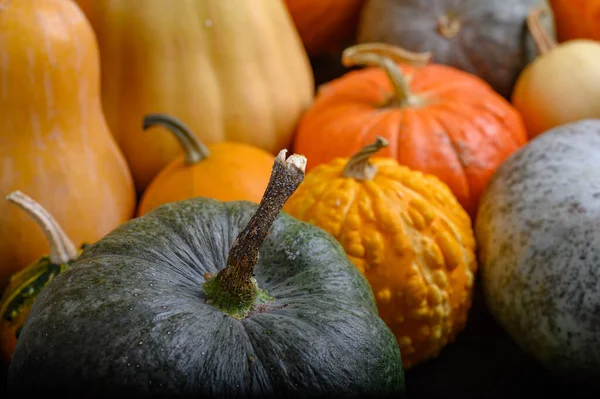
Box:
285, 158, 477, 367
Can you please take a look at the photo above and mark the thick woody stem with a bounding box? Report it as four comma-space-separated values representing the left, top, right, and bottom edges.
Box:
6, 191, 77, 264
203, 150, 307, 319
143, 113, 210, 165
343, 137, 389, 181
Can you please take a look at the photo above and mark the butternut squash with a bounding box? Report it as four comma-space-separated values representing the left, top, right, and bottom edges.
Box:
0, 0, 136, 291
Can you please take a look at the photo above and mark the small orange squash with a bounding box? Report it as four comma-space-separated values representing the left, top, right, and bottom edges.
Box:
284, 137, 478, 368
511, 7, 600, 138
549, 0, 600, 42
0, 191, 84, 368
137, 114, 275, 216
0, 0, 136, 291
292, 43, 528, 217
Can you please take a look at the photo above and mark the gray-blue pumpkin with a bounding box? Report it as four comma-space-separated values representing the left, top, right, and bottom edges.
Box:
7, 149, 405, 398
475, 119, 600, 386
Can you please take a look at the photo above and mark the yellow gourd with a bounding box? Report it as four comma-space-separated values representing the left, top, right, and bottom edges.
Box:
284, 137, 477, 368
74, 0, 315, 193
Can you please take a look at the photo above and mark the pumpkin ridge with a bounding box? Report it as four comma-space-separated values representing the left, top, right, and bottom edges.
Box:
456, 98, 527, 149
416, 107, 472, 203
353, 108, 395, 152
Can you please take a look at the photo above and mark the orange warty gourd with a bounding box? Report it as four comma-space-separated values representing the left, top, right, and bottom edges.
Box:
292, 43, 528, 217
0, 191, 83, 369
511, 7, 600, 138
137, 114, 275, 216
549, 0, 600, 42
0, 0, 136, 291
284, 137, 478, 368
284, 0, 365, 57
73, 0, 314, 193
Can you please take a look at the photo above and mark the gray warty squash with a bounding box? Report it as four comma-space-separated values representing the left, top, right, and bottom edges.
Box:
7, 151, 405, 398
356, 0, 550, 98
476, 119, 600, 386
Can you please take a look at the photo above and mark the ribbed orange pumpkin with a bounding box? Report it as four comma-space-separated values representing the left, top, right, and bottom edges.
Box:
292, 43, 528, 217
549, 0, 600, 42
284, 137, 478, 368
137, 114, 274, 216
284, 0, 365, 57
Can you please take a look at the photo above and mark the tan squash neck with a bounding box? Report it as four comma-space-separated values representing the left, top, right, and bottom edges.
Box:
6, 191, 77, 265
143, 113, 210, 165
343, 137, 389, 181
527, 7, 557, 56
341, 43, 432, 107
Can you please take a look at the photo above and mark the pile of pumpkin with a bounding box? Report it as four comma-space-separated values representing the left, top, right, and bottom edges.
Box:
1, 0, 599, 397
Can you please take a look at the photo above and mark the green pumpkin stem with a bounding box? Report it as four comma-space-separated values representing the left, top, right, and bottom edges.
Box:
343, 137, 389, 181
527, 7, 556, 56
143, 113, 210, 165
203, 149, 307, 319
6, 191, 77, 265
341, 43, 432, 107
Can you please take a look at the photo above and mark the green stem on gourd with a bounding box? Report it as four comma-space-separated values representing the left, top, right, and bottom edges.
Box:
143, 113, 210, 165
6, 191, 77, 265
341, 43, 432, 107
203, 150, 306, 319
343, 137, 389, 181
527, 7, 557, 56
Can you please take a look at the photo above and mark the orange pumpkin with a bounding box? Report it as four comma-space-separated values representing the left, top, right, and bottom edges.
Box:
292, 43, 528, 217
284, 0, 365, 57
0, 0, 136, 291
284, 137, 478, 368
137, 114, 275, 216
549, 0, 600, 42
511, 7, 600, 138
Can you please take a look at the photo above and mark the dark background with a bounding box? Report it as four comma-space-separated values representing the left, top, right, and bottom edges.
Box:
404, 280, 599, 399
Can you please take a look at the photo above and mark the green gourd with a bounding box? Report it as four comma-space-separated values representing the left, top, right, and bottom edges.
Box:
7, 151, 405, 398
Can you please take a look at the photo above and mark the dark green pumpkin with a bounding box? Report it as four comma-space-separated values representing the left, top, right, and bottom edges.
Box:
7, 148, 405, 398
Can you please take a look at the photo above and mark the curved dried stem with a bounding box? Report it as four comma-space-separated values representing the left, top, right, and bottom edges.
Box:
342, 43, 432, 106
6, 191, 77, 264
343, 137, 389, 181
527, 7, 557, 56
143, 113, 210, 165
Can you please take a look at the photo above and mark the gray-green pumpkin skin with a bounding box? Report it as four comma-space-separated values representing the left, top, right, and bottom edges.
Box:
7, 198, 405, 398
475, 119, 600, 386
356, 0, 551, 98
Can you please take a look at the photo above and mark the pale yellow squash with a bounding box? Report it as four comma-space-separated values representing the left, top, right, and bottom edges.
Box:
74, 0, 315, 192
